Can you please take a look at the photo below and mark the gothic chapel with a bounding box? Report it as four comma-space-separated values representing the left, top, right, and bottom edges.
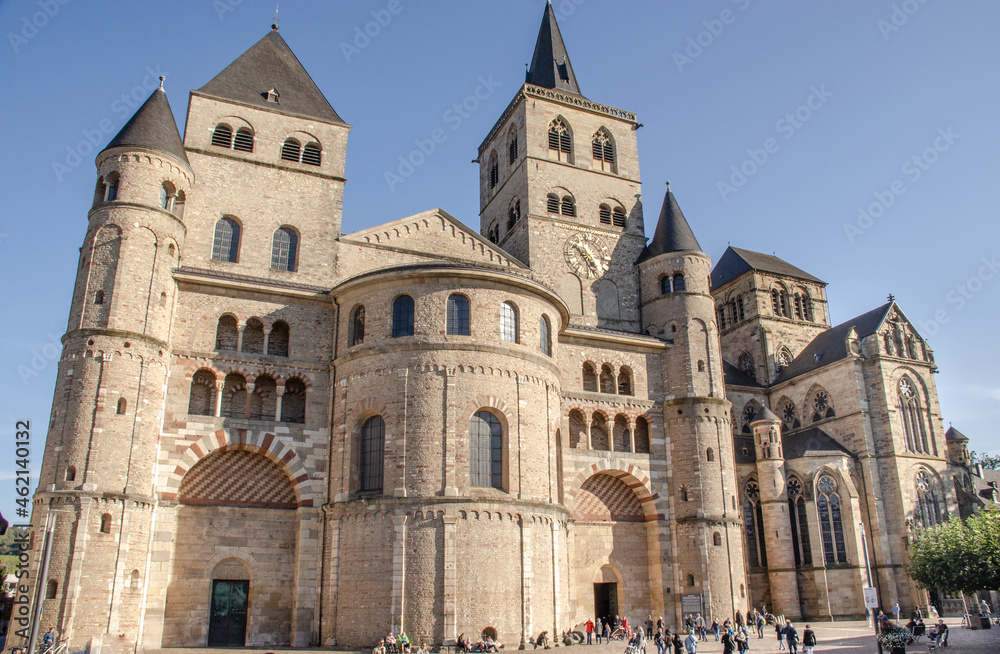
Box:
30, 5, 966, 651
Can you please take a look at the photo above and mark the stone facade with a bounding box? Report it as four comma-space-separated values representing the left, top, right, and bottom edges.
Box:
24, 9, 970, 654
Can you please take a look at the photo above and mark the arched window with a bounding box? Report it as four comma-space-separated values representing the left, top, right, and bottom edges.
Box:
271, 227, 298, 272
706, 447, 714, 462
211, 123, 233, 148
100, 513, 112, 534
104, 173, 119, 201
470, 411, 503, 489
160, 182, 175, 210
65, 466, 76, 482
349, 306, 365, 346
599, 365, 615, 394
744, 480, 768, 568
116, 398, 127, 415
680, 486, 689, 502
546, 193, 560, 214
741, 401, 761, 434
899, 377, 930, 454
242, 318, 264, 354
617, 367, 632, 396
548, 118, 571, 160
215, 315, 238, 350
359, 415, 385, 492
94, 176, 107, 207
233, 127, 254, 152
776, 347, 793, 372
633, 417, 650, 454
301, 142, 322, 166
672, 273, 685, 292
613, 415, 629, 452
739, 352, 756, 381
697, 360, 706, 372
771, 288, 790, 318
508, 133, 518, 164
447, 294, 470, 335
539, 314, 552, 356
592, 128, 615, 170
779, 398, 801, 430
280, 138, 301, 162
212, 217, 241, 263
45, 580, 58, 600
221, 373, 246, 419
507, 199, 521, 230
793, 290, 812, 321
787, 476, 812, 567
172, 190, 185, 218
816, 474, 847, 564
915, 469, 942, 529
282, 378, 306, 424
392, 295, 415, 337
249, 375, 276, 420
500, 302, 518, 343
488, 151, 499, 189
268, 321, 289, 357
129, 570, 140, 590
582, 363, 597, 392
661, 276, 672, 294
599, 204, 612, 224
713, 532, 722, 547
561, 196, 576, 217
188, 370, 216, 416
590, 413, 609, 451
811, 388, 835, 422
612, 207, 626, 227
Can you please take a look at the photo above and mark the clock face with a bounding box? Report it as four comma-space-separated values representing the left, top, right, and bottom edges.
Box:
564, 232, 611, 279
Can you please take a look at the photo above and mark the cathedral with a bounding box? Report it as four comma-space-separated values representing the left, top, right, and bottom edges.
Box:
29, 5, 971, 651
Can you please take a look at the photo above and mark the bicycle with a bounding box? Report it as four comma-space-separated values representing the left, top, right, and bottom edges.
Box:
42, 640, 69, 654
609, 628, 627, 641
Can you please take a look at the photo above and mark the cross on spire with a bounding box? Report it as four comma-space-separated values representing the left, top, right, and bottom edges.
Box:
272, 3, 279, 30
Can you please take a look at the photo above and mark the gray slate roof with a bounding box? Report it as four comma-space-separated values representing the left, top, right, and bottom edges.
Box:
103, 87, 188, 165
777, 302, 892, 382
945, 426, 969, 442
782, 427, 855, 460
711, 246, 824, 290
637, 187, 702, 263
723, 361, 764, 388
525, 2, 582, 95
753, 406, 780, 423
197, 29, 344, 124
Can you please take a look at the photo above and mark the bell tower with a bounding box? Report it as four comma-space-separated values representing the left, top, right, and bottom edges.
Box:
477, 2, 645, 330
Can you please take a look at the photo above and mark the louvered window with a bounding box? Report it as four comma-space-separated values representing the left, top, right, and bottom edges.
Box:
592, 129, 615, 170
599, 205, 611, 224
489, 154, 499, 189
612, 207, 626, 227
561, 196, 576, 217
233, 128, 254, 152
507, 200, 520, 230
508, 136, 518, 164
548, 119, 571, 158
211, 124, 233, 148
302, 142, 322, 166
546, 194, 559, 214
281, 138, 301, 162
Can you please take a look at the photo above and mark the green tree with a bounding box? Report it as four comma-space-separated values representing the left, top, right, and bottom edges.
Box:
971, 450, 1000, 470
906, 510, 1000, 596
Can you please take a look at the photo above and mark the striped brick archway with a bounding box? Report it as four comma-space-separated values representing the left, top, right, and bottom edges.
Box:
565, 461, 660, 521
162, 428, 318, 506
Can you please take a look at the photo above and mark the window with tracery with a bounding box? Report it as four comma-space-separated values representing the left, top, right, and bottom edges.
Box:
787, 476, 812, 566
899, 377, 930, 454
741, 402, 760, 434
548, 118, 572, 159
592, 128, 615, 171
780, 399, 800, 430
817, 474, 847, 565
739, 352, 756, 381
915, 470, 942, 529
743, 480, 767, 568
811, 389, 835, 422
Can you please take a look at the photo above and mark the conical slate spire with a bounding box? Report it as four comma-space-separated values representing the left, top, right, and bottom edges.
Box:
103, 85, 189, 165
637, 185, 703, 262
525, 1, 581, 95
197, 29, 344, 124
753, 406, 780, 423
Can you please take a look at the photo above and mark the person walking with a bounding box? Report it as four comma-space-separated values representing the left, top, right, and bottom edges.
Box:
603, 621, 610, 644
720, 629, 735, 654
776, 621, 786, 651
647, 615, 654, 639
654, 628, 666, 654
43, 628, 56, 651
711, 619, 720, 641
756, 612, 765, 639
695, 614, 706, 641
672, 632, 683, 654
801, 625, 816, 654
585, 618, 594, 645
734, 628, 749, 654
783, 622, 799, 654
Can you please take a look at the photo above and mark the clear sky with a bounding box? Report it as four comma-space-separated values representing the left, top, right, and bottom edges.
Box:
1, 0, 998, 524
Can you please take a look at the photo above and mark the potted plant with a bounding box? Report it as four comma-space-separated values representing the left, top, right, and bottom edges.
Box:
878, 623, 911, 654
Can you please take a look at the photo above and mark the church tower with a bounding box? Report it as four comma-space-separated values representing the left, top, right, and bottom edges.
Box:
477, 2, 645, 330
33, 82, 191, 648
637, 187, 747, 622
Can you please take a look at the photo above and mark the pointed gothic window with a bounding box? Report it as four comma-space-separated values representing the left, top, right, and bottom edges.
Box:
739, 352, 756, 381
915, 469, 942, 529
359, 415, 385, 492
211, 123, 233, 148
392, 295, 415, 338
592, 128, 615, 171
743, 480, 767, 568
488, 151, 499, 189
447, 294, 470, 335
271, 227, 298, 272
508, 134, 518, 164
811, 388, 835, 422
717, 305, 728, 330
234, 128, 254, 152
212, 217, 241, 263
548, 118, 572, 160
817, 474, 847, 564
507, 199, 521, 230
899, 377, 930, 454
787, 476, 813, 567
281, 138, 301, 162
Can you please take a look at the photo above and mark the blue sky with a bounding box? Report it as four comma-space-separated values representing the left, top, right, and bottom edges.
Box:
1, 0, 998, 523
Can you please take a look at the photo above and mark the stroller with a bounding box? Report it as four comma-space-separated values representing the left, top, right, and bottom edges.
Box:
624, 633, 643, 654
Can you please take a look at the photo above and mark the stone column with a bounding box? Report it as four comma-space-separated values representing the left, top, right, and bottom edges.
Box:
586, 416, 593, 450
627, 417, 635, 453
275, 384, 285, 422
391, 515, 407, 635
442, 515, 458, 644
236, 321, 246, 352
262, 326, 271, 355
214, 380, 225, 418
244, 382, 255, 419
291, 507, 321, 646
520, 517, 533, 647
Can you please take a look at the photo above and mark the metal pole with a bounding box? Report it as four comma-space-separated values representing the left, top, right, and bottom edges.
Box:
27, 513, 55, 654
860, 522, 882, 654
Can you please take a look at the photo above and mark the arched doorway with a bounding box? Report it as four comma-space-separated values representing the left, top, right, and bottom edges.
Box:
208, 559, 250, 646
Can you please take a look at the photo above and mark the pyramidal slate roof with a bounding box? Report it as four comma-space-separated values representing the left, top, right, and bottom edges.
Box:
102, 86, 188, 165
525, 1, 582, 95
945, 426, 969, 442
637, 186, 702, 263
197, 28, 344, 124
711, 246, 824, 290
777, 302, 893, 382
782, 427, 855, 460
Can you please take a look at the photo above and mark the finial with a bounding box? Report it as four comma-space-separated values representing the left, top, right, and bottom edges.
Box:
888, 293, 895, 303
158, 76, 165, 90
272, 3, 279, 30
665, 181, 671, 191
